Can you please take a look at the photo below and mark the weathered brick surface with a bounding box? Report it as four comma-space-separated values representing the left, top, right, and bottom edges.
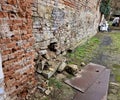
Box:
32, 0, 101, 65
0, 0, 101, 99
0, 0, 36, 99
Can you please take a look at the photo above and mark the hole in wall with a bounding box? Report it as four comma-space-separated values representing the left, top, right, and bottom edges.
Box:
48, 42, 57, 52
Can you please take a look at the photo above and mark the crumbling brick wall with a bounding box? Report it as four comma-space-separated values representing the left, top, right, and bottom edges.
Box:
0, 0, 101, 99
32, 0, 101, 73
0, 0, 36, 99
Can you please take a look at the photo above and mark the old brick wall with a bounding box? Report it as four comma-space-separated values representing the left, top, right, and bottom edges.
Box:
0, 0, 101, 99
0, 0, 36, 99
32, 0, 101, 73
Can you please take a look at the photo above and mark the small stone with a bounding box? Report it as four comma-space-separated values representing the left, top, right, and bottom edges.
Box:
62, 51, 67, 56
37, 59, 47, 73
56, 50, 61, 55
44, 53, 50, 60
110, 88, 118, 94
47, 61, 54, 66
49, 68, 54, 71
108, 94, 117, 100
45, 89, 51, 95
65, 64, 79, 75
48, 87, 53, 91
56, 74, 66, 80
34, 92, 40, 98
31, 7, 37, 11
42, 61, 61, 79
39, 50, 47, 55
0, 4, 2, 11
48, 51, 56, 59
58, 62, 67, 72
110, 82, 120, 87
81, 62, 86, 66
50, 38, 58, 43
37, 86, 46, 92
34, 52, 38, 60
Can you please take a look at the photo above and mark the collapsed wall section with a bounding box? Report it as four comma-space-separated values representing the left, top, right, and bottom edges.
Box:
32, 0, 101, 76
0, 0, 36, 99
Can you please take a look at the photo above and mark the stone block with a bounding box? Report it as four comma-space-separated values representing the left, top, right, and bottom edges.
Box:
58, 62, 67, 72
42, 61, 61, 79
39, 50, 47, 55
65, 64, 79, 75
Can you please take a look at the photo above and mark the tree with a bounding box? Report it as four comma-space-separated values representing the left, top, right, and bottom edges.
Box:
100, 0, 111, 18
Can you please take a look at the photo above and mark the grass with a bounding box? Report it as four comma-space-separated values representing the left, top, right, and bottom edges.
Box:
106, 32, 120, 83
67, 36, 100, 66
47, 77, 74, 100
109, 33, 120, 53
49, 78, 63, 89
112, 64, 120, 83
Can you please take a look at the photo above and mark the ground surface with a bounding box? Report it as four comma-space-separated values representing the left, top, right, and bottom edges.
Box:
29, 29, 120, 100
68, 30, 120, 100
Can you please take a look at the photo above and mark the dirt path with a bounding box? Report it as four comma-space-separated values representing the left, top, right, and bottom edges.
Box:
91, 35, 112, 67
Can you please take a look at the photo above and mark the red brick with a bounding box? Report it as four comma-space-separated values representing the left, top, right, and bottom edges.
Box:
21, 34, 33, 40
11, 46, 20, 53
0, 12, 8, 18
2, 55, 9, 61
63, 1, 75, 8
0, 38, 11, 44
1, 4, 14, 11
9, 25, 19, 31
14, 30, 21, 35
11, 35, 21, 41
27, 29, 32, 34
3, 59, 15, 67
14, 72, 22, 80
17, 9, 26, 18
7, 41, 16, 48
5, 78, 16, 88
13, 19, 23, 25
7, 0, 17, 5
0, 12, 4, 18
2, 49, 11, 55
15, 50, 24, 57
0, 0, 5, 4
4, 70, 15, 78
27, 19, 32, 25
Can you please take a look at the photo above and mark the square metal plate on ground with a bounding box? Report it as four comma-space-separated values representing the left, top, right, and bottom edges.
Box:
65, 63, 106, 92
73, 69, 110, 100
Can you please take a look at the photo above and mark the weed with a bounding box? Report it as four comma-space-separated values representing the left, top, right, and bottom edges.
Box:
67, 37, 100, 65
113, 64, 120, 83
49, 78, 63, 89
